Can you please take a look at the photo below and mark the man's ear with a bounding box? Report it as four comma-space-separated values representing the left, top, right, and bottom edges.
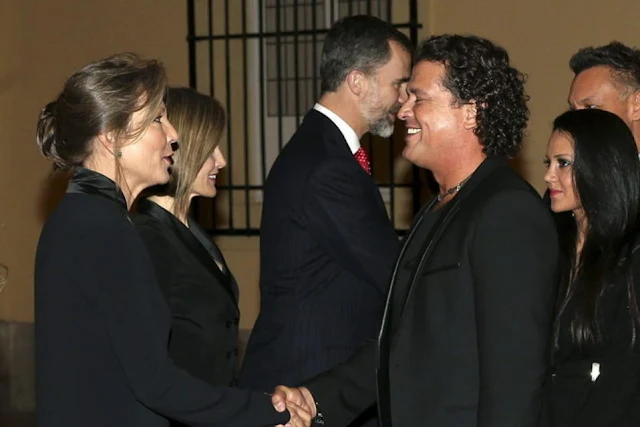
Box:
462, 100, 479, 130
345, 70, 367, 97
629, 90, 640, 122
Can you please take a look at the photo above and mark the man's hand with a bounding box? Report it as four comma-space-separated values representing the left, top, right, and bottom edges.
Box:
274, 397, 312, 427
273, 385, 317, 427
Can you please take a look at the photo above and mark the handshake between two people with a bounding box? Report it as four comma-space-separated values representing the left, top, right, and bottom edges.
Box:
272, 385, 319, 427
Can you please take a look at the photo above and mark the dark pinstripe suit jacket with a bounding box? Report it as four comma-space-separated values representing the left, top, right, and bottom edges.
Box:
239, 109, 400, 391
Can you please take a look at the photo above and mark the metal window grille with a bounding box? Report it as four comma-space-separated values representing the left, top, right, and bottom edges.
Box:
186, 0, 431, 235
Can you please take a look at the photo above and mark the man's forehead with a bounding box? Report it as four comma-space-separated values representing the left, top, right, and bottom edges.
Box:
570, 66, 619, 98
408, 62, 444, 90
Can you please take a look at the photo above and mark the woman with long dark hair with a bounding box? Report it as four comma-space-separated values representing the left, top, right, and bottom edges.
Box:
544, 108, 640, 426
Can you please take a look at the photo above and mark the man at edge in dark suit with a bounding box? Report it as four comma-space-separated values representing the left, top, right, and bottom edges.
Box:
273, 34, 559, 427
239, 15, 412, 422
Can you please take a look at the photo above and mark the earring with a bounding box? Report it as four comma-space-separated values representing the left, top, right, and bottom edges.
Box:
115, 151, 122, 158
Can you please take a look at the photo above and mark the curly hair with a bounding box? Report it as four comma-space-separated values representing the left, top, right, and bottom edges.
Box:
570, 41, 640, 94
417, 34, 529, 157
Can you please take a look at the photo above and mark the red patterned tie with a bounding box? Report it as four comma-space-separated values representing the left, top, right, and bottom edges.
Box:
354, 147, 371, 175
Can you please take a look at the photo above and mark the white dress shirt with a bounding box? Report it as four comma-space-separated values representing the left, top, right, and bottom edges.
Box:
313, 103, 360, 155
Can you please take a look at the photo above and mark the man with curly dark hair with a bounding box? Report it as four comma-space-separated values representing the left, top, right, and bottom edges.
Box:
272, 34, 559, 427
567, 41, 640, 148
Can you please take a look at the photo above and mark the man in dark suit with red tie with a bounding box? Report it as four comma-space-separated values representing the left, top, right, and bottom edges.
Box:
239, 15, 412, 406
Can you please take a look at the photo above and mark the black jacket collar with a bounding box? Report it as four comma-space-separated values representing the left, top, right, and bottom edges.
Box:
413, 156, 509, 220
304, 109, 354, 158
66, 167, 127, 209
135, 198, 238, 302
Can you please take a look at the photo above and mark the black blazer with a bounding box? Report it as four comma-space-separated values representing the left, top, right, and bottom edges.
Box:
306, 157, 559, 427
239, 109, 400, 391
35, 168, 288, 427
549, 237, 640, 427
133, 199, 240, 388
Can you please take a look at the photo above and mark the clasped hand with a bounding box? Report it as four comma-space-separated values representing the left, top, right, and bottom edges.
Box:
272, 385, 317, 427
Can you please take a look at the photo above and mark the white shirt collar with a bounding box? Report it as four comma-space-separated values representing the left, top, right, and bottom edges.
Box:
313, 103, 360, 154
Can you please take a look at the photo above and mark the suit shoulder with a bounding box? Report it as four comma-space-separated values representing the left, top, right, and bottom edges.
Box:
267, 127, 328, 176
467, 167, 558, 254
131, 211, 163, 231
459, 167, 553, 235
37, 194, 142, 268
284, 112, 333, 148
477, 166, 544, 208
131, 213, 172, 248
266, 134, 350, 190
277, 112, 347, 162
45, 193, 131, 235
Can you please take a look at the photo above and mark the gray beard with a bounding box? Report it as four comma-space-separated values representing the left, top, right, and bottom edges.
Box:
369, 116, 395, 138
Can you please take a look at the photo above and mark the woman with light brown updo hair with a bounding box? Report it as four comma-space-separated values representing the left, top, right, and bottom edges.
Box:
35, 54, 300, 427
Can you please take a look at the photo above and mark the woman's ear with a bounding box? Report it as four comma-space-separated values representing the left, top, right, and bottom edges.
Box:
96, 131, 120, 158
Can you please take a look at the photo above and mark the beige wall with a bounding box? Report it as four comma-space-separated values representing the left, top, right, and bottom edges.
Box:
223, 0, 640, 329
0, 0, 188, 322
424, 0, 640, 191
2, 0, 640, 328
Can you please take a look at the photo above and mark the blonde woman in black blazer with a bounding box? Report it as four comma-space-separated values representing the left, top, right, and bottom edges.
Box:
133, 87, 240, 391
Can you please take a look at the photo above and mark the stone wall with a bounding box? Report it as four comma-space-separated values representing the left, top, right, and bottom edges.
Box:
0, 321, 35, 424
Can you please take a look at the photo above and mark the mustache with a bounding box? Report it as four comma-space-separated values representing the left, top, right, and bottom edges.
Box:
388, 104, 401, 115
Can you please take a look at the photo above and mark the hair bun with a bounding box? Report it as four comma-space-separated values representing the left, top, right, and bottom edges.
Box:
36, 101, 68, 169
36, 52, 168, 170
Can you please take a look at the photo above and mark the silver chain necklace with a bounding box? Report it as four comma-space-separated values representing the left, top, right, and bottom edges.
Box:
436, 174, 472, 202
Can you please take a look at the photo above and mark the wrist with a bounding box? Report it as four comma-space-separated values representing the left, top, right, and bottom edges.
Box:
312, 402, 324, 426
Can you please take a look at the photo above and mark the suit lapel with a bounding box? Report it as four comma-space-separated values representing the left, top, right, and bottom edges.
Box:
390, 197, 461, 339
309, 109, 389, 214
397, 199, 461, 320
377, 198, 435, 348
188, 217, 239, 302
379, 156, 510, 344
136, 199, 238, 303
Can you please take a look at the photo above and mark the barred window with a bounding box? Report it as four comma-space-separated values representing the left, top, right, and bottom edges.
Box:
265, 0, 389, 117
